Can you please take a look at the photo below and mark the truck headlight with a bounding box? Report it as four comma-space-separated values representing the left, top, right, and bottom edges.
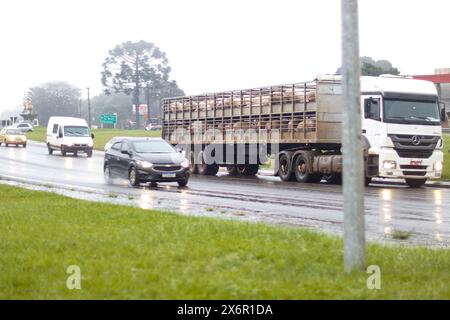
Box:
434, 161, 443, 172
180, 159, 189, 168
136, 160, 153, 169
383, 160, 397, 170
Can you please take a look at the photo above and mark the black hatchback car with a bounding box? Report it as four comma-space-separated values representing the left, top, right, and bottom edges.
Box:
104, 138, 190, 187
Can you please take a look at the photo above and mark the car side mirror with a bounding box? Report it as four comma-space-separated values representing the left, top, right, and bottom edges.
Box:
91, 133, 95, 139
121, 149, 130, 155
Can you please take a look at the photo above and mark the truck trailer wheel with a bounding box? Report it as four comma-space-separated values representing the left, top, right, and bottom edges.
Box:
226, 165, 238, 176
294, 154, 322, 183
405, 178, 427, 188
236, 164, 259, 176
323, 173, 342, 185
189, 152, 198, 174
278, 154, 295, 181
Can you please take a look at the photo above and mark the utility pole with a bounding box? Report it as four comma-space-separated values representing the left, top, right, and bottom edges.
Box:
87, 87, 92, 129
146, 82, 151, 126
341, 0, 365, 272
79, 99, 82, 118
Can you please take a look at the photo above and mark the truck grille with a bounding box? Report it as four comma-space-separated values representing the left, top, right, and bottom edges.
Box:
153, 165, 181, 171
403, 171, 427, 176
389, 134, 439, 159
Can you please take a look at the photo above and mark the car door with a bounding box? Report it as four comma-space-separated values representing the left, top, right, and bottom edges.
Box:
105, 141, 122, 175
118, 141, 132, 178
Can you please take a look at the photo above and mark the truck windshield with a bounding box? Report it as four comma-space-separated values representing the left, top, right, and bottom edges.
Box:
64, 126, 90, 137
383, 99, 441, 126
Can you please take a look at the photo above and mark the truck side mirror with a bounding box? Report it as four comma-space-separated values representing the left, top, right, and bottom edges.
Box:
58, 132, 63, 139
91, 133, 95, 139
439, 102, 447, 122
364, 98, 372, 118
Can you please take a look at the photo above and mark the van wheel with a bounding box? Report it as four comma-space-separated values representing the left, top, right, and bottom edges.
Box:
47, 145, 53, 155
405, 178, 427, 188
294, 154, 322, 183
129, 166, 140, 187
87, 150, 93, 158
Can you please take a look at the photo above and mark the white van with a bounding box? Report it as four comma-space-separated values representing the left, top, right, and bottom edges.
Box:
46, 117, 94, 157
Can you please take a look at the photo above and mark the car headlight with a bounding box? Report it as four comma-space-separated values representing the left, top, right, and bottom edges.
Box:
136, 160, 153, 169
434, 161, 443, 172
180, 159, 189, 168
383, 160, 397, 170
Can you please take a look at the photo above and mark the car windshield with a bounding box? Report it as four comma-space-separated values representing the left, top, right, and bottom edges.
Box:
383, 99, 441, 125
64, 126, 90, 137
7, 129, 22, 135
132, 140, 175, 153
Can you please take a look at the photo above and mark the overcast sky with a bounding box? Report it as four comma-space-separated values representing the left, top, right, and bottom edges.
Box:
1, 0, 449, 112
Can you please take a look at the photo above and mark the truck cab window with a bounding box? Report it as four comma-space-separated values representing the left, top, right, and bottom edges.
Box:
52, 124, 58, 134
364, 98, 381, 121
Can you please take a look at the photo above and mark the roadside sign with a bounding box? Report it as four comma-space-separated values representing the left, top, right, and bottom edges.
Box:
100, 114, 117, 124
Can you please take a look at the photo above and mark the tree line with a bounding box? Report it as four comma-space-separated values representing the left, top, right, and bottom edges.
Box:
27, 40, 399, 127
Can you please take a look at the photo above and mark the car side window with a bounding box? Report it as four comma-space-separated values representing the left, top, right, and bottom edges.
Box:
52, 124, 58, 134
111, 142, 122, 151
121, 142, 130, 153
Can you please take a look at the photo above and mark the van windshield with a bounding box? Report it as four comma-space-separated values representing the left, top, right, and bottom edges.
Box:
64, 126, 90, 137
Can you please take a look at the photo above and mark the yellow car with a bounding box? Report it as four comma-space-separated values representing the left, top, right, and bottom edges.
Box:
0, 128, 27, 148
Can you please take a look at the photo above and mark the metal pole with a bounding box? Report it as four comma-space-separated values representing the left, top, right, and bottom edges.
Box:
87, 87, 92, 129
341, 0, 365, 272
146, 82, 151, 125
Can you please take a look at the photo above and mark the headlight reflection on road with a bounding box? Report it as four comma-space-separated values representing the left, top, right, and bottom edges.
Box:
139, 192, 155, 210
179, 190, 189, 213
380, 189, 393, 230
433, 189, 442, 206
64, 157, 73, 169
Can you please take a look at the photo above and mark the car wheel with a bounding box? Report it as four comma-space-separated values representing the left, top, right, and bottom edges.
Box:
129, 166, 140, 187
177, 179, 189, 187
104, 165, 112, 184
405, 178, 427, 188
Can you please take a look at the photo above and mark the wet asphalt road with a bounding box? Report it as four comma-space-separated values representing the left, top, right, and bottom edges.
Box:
0, 142, 448, 247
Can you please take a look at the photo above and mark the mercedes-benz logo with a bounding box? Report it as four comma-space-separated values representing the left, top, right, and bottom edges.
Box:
411, 135, 421, 146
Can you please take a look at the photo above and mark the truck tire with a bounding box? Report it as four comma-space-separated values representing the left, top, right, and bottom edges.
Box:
236, 164, 259, 176
405, 178, 427, 188
189, 152, 198, 174
294, 154, 323, 183
198, 163, 219, 176
323, 173, 342, 185
278, 154, 295, 181
226, 165, 239, 176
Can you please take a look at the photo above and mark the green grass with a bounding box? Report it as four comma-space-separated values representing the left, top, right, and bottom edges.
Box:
26, 127, 161, 151
0, 185, 449, 299
443, 135, 450, 180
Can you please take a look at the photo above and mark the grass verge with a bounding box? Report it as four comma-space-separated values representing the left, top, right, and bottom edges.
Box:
0, 185, 449, 299
26, 127, 161, 151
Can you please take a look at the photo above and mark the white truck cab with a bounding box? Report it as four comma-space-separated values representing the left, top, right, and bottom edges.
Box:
361, 76, 444, 187
46, 117, 94, 157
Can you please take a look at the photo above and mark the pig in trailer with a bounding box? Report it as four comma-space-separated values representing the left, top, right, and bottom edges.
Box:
162, 75, 445, 187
